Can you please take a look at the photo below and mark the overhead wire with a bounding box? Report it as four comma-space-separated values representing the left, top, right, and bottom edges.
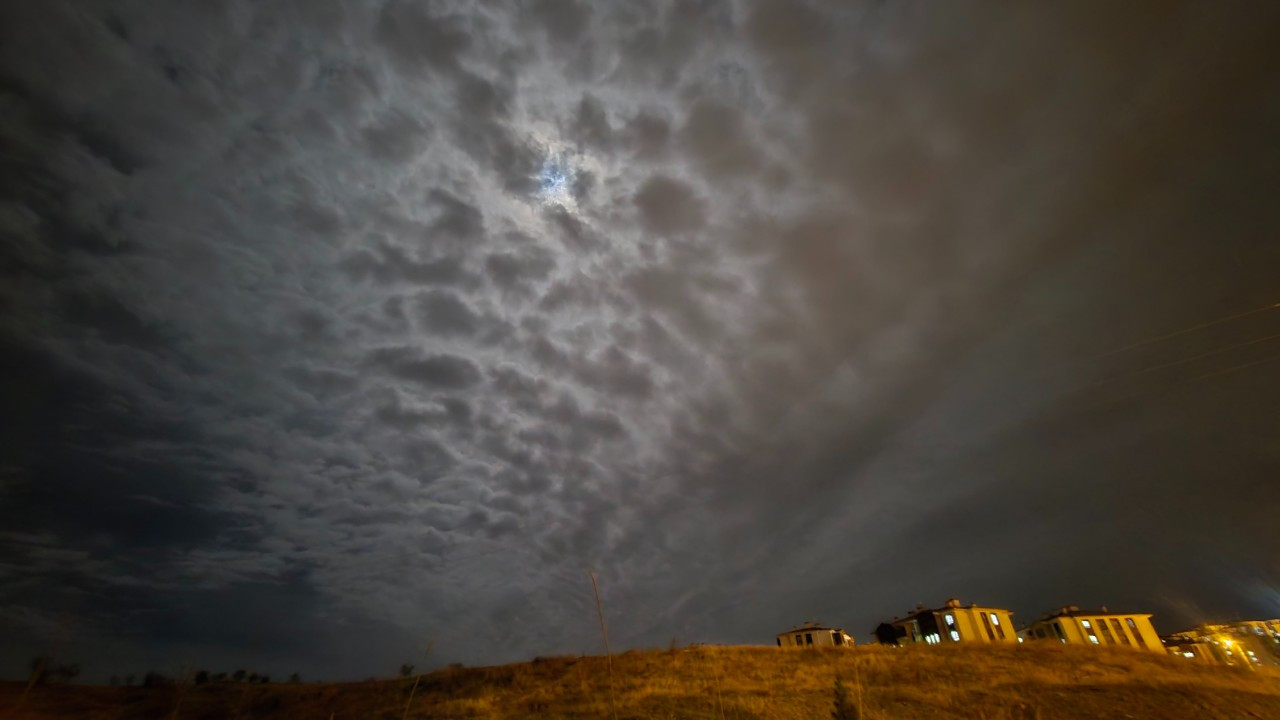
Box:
1073, 300, 1280, 366
1077, 329, 1280, 393
1041, 299, 1280, 407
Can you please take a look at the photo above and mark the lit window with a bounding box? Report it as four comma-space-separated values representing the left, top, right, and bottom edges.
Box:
945, 614, 955, 627
1082, 620, 1092, 629
990, 613, 1000, 626
980, 613, 996, 641
1183, 652, 1194, 658
950, 630, 961, 642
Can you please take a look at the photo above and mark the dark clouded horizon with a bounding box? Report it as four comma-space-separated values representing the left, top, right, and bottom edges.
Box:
2, 1, 1279, 681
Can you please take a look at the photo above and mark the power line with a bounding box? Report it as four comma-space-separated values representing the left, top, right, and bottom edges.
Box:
1081, 330, 1280, 392
1100, 348, 1280, 407
1184, 351, 1280, 384
1079, 301, 1280, 365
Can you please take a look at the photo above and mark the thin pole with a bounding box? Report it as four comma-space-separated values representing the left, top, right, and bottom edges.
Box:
589, 570, 618, 720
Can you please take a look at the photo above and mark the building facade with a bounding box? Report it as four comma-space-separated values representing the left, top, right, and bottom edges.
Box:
1019, 606, 1162, 653
777, 622, 854, 648
1164, 621, 1280, 668
882, 598, 1017, 645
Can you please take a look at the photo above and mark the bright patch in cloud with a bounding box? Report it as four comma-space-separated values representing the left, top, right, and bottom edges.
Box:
537, 154, 576, 207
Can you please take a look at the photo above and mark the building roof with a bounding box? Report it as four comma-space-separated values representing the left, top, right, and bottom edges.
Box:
1033, 605, 1152, 622
777, 624, 847, 635
891, 598, 1014, 623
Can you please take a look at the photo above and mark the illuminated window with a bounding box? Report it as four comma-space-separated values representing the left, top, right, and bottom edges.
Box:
1081, 620, 1099, 645
980, 613, 996, 641
945, 614, 955, 627
950, 630, 961, 642
991, 614, 1007, 640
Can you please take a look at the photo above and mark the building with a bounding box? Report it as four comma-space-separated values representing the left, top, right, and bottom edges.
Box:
1019, 606, 1162, 653
1161, 637, 1220, 664
880, 598, 1017, 646
777, 622, 854, 648
1164, 621, 1280, 668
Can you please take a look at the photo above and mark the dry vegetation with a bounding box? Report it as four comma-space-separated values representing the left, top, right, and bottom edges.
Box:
6, 643, 1280, 719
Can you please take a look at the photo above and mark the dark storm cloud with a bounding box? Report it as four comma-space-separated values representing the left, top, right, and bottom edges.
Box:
679, 100, 761, 179
376, 1, 472, 74
365, 347, 482, 389
360, 110, 432, 161
633, 175, 705, 235
340, 244, 478, 288
527, 0, 593, 44
2, 0, 1279, 682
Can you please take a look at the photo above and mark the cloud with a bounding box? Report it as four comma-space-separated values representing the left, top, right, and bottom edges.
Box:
1, 0, 1278, 681
633, 175, 706, 236
376, 1, 472, 74
365, 348, 483, 390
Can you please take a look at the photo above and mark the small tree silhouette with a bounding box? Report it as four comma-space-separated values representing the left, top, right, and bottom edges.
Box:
833, 677, 860, 720
875, 623, 903, 646
28, 656, 51, 686
143, 671, 173, 688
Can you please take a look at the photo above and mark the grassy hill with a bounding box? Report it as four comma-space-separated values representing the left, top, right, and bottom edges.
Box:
6, 643, 1280, 719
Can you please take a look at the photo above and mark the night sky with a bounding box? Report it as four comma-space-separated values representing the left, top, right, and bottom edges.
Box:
2, 1, 1279, 682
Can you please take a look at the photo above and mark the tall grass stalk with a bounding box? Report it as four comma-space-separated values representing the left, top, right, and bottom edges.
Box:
400, 639, 433, 720
854, 653, 864, 719
588, 570, 618, 720
401, 674, 422, 720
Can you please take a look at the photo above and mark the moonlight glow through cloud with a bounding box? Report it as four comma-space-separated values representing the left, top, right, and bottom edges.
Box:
537, 154, 576, 207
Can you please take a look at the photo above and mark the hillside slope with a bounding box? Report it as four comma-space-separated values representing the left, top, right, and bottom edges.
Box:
5, 644, 1280, 719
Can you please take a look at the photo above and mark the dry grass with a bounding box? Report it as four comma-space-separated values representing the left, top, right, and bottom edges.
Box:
5, 644, 1280, 719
